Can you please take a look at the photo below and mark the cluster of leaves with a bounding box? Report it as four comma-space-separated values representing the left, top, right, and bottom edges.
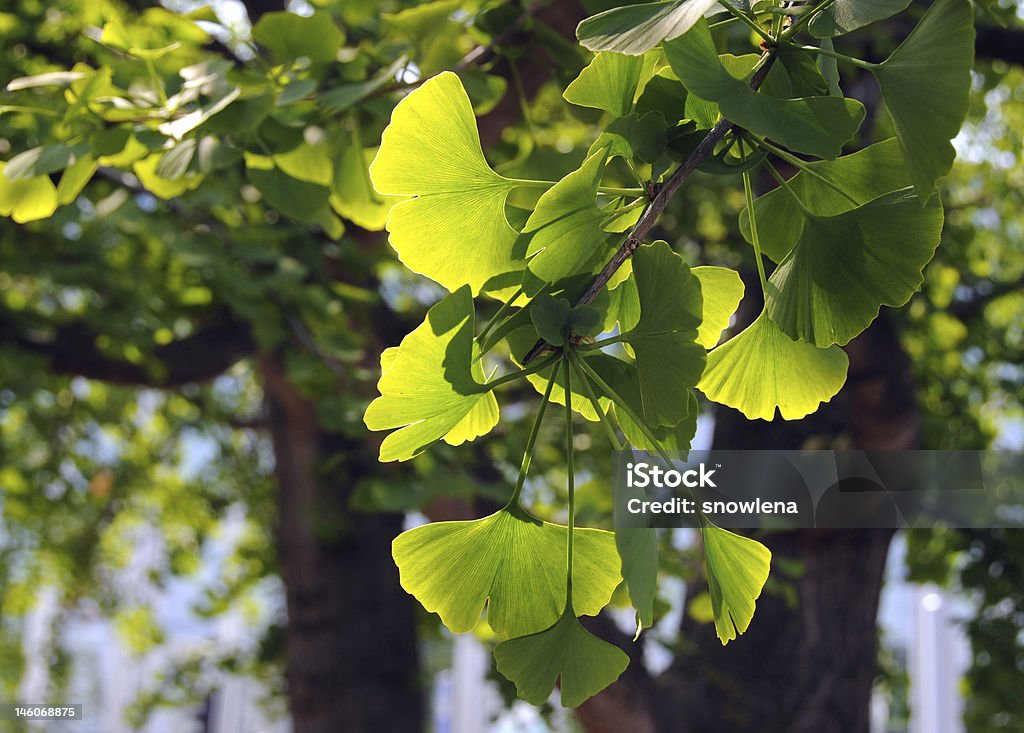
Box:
358, 0, 975, 706
0, 0, 978, 712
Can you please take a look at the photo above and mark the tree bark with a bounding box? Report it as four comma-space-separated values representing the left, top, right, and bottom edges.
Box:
261, 357, 424, 733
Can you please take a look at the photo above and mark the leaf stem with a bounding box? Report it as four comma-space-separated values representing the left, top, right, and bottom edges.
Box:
509, 362, 560, 506
563, 356, 576, 608
487, 350, 561, 390
779, 0, 837, 40
569, 351, 623, 451
576, 333, 629, 350
598, 186, 645, 196
798, 44, 876, 71
477, 287, 522, 345
761, 158, 814, 217
751, 135, 860, 206
521, 50, 780, 364
720, 0, 774, 43
740, 150, 770, 295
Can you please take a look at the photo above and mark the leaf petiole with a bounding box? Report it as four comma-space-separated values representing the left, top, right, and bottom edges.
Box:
569, 351, 623, 451
509, 362, 560, 506
487, 350, 562, 390
563, 357, 576, 606
719, 0, 775, 44
761, 158, 814, 218
751, 135, 860, 206
798, 44, 876, 71
739, 139, 769, 295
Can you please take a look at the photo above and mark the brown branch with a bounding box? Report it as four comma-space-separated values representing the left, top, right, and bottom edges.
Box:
522, 53, 778, 364
1, 309, 253, 387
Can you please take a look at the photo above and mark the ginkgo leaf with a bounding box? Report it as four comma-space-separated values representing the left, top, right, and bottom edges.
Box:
564, 52, 644, 117
765, 189, 944, 347
616, 525, 658, 633
809, 0, 912, 38
56, 154, 97, 205
698, 310, 848, 421
393, 504, 621, 638
701, 523, 771, 644
870, 0, 974, 199
494, 608, 629, 707
371, 71, 528, 295
0, 162, 58, 223
330, 145, 403, 231
364, 287, 499, 462
523, 148, 610, 294
692, 266, 744, 348
245, 153, 329, 220
739, 138, 912, 262
663, 19, 865, 160
585, 355, 698, 453
617, 241, 705, 427
252, 10, 344, 63
576, 0, 719, 55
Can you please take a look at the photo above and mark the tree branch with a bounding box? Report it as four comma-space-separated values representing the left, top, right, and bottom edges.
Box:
0, 309, 254, 387
522, 53, 778, 364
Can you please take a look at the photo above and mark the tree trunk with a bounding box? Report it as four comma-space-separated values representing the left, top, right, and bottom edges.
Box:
261, 357, 424, 733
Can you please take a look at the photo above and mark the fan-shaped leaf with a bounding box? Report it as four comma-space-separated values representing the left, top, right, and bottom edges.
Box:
564, 52, 644, 117
393, 505, 621, 638
252, 11, 344, 63
702, 523, 772, 644
364, 287, 499, 462
765, 189, 944, 347
494, 609, 629, 706
523, 148, 610, 294
0, 162, 58, 223
698, 310, 848, 421
692, 266, 744, 348
809, 0, 912, 38
370, 72, 527, 294
739, 138, 912, 262
662, 19, 865, 159
577, 0, 719, 55
871, 0, 974, 199
617, 241, 705, 427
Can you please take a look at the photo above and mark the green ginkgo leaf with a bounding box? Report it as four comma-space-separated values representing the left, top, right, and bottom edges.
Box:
494, 608, 629, 706
585, 354, 698, 453
0, 162, 58, 223
252, 10, 344, 63
330, 145, 403, 231
371, 72, 529, 295
523, 148, 611, 294
364, 287, 499, 462
576, 0, 719, 55
245, 153, 329, 220
738, 138, 912, 262
662, 19, 865, 159
765, 189, 944, 347
56, 154, 97, 205
870, 0, 974, 200
809, 0, 912, 38
617, 241, 705, 428
702, 523, 772, 644
393, 505, 621, 638
698, 310, 848, 421
692, 266, 744, 348
564, 52, 644, 117
616, 525, 658, 634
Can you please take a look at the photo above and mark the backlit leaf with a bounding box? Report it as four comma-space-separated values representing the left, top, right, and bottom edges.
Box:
765, 189, 944, 346
702, 523, 771, 644
564, 52, 644, 117
494, 609, 628, 707
698, 310, 848, 421
252, 11, 344, 63
692, 266, 744, 348
364, 287, 499, 462
870, 0, 974, 199
0, 162, 58, 223
393, 504, 621, 637
809, 0, 912, 38
662, 19, 865, 159
577, 0, 719, 55
370, 72, 529, 295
